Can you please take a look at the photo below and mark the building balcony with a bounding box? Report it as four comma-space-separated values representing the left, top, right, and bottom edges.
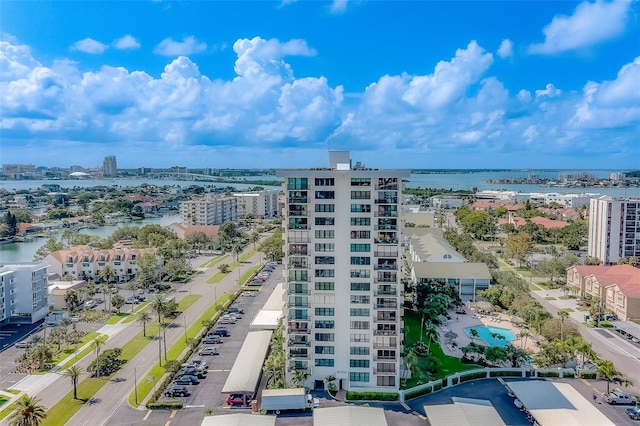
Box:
288, 340, 311, 347
288, 327, 311, 334
374, 225, 397, 231
375, 184, 398, 190
288, 198, 308, 204
374, 198, 398, 204
287, 236, 311, 243
287, 366, 311, 373
374, 251, 399, 257
288, 249, 309, 256
288, 263, 310, 269
289, 352, 310, 359
373, 330, 397, 336
373, 355, 397, 361
374, 211, 398, 217
290, 302, 311, 308
373, 342, 397, 349
374, 290, 397, 296
373, 317, 398, 323
288, 288, 311, 295
373, 368, 396, 374
287, 276, 310, 283
374, 238, 398, 244
375, 303, 398, 309
374, 277, 397, 283
374, 264, 397, 270
288, 225, 309, 230
288, 211, 308, 217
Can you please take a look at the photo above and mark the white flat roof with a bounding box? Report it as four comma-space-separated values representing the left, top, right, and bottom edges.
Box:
201, 413, 276, 426
221, 330, 273, 393
508, 381, 615, 426
313, 406, 388, 426
424, 397, 505, 426
263, 282, 285, 311
250, 310, 282, 330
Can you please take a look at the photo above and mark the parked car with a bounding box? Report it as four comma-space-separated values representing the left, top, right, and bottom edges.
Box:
203, 335, 222, 344
70, 315, 81, 322
227, 307, 244, 315
226, 393, 246, 406
135, 294, 145, 302
136, 289, 144, 295
174, 375, 199, 385
164, 385, 191, 397
602, 390, 637, 405
84, 300, 97, 309
219, 315, 236, 324
125, 297, 140, 304
627, 405, 640, 420
199, 346, 219, 356
211, 327, 230, 337
191, 359, 208, 369
15, 341, 31, 349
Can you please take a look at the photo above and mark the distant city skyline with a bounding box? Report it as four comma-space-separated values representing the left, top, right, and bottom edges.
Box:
1, 1, 638, 169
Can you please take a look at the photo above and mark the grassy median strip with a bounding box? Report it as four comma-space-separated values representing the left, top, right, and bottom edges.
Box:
57, 332, 104, 370
107, 313, 130, 324
128, 292, 234, 407
200, 254, 226, 269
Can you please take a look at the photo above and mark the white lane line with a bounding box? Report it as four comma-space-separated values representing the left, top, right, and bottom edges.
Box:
143, 409, 152, 421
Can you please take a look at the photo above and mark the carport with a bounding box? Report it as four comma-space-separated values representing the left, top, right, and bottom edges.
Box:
221, 330, 273, 405
250, 283, 284, 330
313, 406, 388, 426
611, 320, 640, 341
424, 397, 505, 426
201, 413, 276, 426
507, 380, 615, 426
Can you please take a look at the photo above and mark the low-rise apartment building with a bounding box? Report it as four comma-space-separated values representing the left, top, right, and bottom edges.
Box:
567, 264, 640, 321
0, 262, 48, 324
233, 190, 280, 218
180, 193, 238, 225
44, 244, 157, 283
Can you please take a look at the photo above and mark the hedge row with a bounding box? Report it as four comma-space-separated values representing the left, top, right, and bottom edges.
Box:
404, 386, 434, 399
459, 371, 487, 383
490, 370, 522, 378
580, 372, 597, 379
148, 402, 183, 410
346, 391, 398, 401
537, 371, 560, 378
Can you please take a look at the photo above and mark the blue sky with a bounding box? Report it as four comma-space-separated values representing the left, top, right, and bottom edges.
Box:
1, 0, 639, 169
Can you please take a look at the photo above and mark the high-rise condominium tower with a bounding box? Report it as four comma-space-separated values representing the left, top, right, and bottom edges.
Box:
277, 151, 410, 392
103, 155, 117, 177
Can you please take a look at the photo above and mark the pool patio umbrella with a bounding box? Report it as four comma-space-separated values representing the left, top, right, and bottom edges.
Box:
475, 301, 494, 314
444, 331, 458, 340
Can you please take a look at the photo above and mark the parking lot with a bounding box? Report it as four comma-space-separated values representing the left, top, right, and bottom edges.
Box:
155, 263, 281, 418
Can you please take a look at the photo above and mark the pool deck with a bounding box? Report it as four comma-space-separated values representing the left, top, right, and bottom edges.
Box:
438, 307, 540, 358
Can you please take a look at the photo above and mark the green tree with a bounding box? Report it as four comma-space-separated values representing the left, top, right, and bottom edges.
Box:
99, 265, 116, 284
558, 310, 570, 341
136, 253, 160, 288
63, 366, 84, 400
251, 230, 260, 249
33, 237, 64, 261
468, 328, 479, 345
560, 219, 588, 250
92, 335, 108, 378
137, 311, 152, 338
505, 232, 534, 267
459, 210, 492, 240
11, 209, 34, 224
151, 295, 168, 366
64, 289, 82, 312
111, 294, 125, 313
597, 360, 624, 393
7, 395, 47, 426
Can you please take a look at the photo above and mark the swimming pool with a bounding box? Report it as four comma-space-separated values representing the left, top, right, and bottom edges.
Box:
465, 326, 516, 347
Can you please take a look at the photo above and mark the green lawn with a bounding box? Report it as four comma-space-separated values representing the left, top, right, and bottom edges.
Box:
402, 310, 479, 389
528, 283, 542, 291
559, 308, 575, 313
106, 313, 130, 324
239, 266, 260, 286
545, 296, 557, 300
200, 254, 226, 269
0, 396, 9, 407
41, 377, 107, 426
128, 292, 234, 407
50, 332, 101, 368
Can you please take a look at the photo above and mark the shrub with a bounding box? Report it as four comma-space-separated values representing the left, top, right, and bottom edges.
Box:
148, 402, 183, 410
345, 391, 398, 401
433, 382, 442, 391
404, 386, 432, 400
490, 370, 521, 378
580, 372, 597, 379
460, 371, 487, 382
538, 371, 559, 378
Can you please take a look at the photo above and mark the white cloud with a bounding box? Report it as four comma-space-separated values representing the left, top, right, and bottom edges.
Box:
497, 39, 513, 58
70, 38, 107, 54
330, 0, 349, 14
113, 35, 141, 50
529, 0, 632, 54
517, 89, 532, 103
154, 36, 207, 56
535, 83, 562, 98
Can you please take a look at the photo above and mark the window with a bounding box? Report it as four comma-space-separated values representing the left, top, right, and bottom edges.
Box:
351, 191, 371, 200
315, 204, 335, 212
351, 177, 371, 186
350, 333, 370, 342
315, 178, 334, 186
351, 257, 370, 265
350, 308, 370, 316
315, 191, 335, 199
315, 243, 335, 252
350, 346, 370, 355
315, 217, 335, 226
288, 178, 308, 190
351, 244, 371, 252
315, 308, 335, 316
315, 230, 335, 239
350, 359, 370, 368
315, 346, 335, 354
351, 282, 370, 291
315, 269, 334, 278
315, 256, 335, 265
377, 376, 396, 387
350, 321, 370, 329
349, 372, 370, 382
315, 333, 335, 341
350, 269, 370, 278
315, 320, 335, 329
351, 204, 371, 213
351, 217, 371, 226
351, 230, 370, 239
315, 359, 334, 367
315, 282, 335, 291
350, 295, 370, 304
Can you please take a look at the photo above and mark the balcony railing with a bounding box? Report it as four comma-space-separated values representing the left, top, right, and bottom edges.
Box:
288, 263, 310, 269
373, 368, 396, 374
288, 251, 309, 256
374, 290, 397, 296
288, 198, 308, 204
288, 340, 311, 346
288, 289, 311, 295
290, 302, 311, 308
373, 317, 398, 323
287, 366, 311, 373
373, 342, 397, 349
288, 328, 311, 334
288, 225, 309, 230
374, 251, 399, 257
374, 264, 397, 270
287, 236, 311, 243
374, 211, 398, 217
375, 184, 398, 190
288, 211, 308, 217
374, 225, 397, 230
375, 302, 398, 309
374, 239, 398, 244
287, 276, 309, 283
374, 198, 398, 204
289, 352, 310, 359
374, 277, 397, 283
374, 330, 397, 336
373, 355, 397, 361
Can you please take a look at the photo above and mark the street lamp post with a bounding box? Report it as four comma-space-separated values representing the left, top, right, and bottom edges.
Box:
134, 368, 138, 405
184, 316, 188, 343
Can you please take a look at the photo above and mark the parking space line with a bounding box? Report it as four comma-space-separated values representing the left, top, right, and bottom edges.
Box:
207, 369, 231, 372
143, 410, 152, 421
169, 410, 177, 419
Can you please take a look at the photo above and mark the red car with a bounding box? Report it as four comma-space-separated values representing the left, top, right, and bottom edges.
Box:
226, 394, 246, 406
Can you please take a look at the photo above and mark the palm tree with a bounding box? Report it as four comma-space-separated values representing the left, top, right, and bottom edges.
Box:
137, 311, 152, 337
151, 295, 168, 366
31, 343, 52, 371
63, 365, 84, 400
99, 265, 115, 284
597, 360, 623, 393
92, 335, 107, 378
468, 328, 480, 344
517, 330, 530, 350
558, 310, 570, 341
251, 231, 260, 249
7, 394, 47, 426
290, 371, 310, 388
423, 324, 439, 354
